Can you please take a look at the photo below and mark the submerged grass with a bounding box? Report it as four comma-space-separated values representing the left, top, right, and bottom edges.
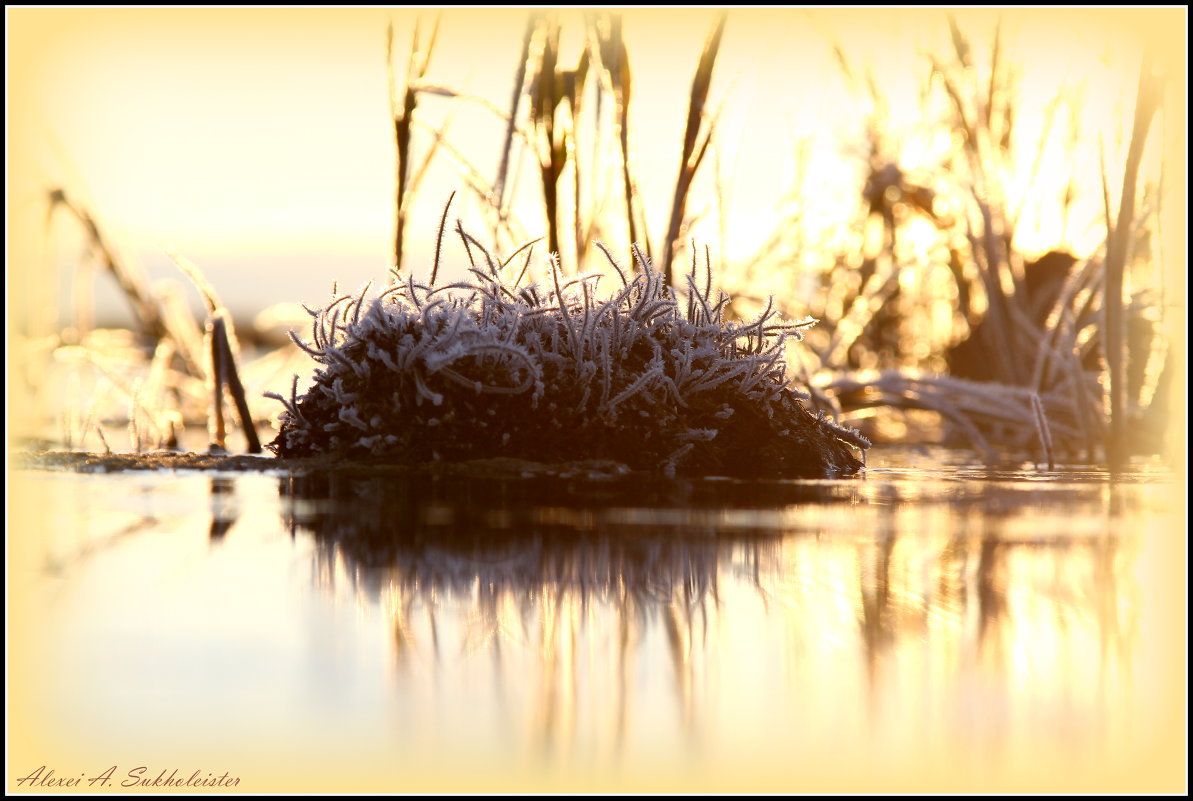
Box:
268, 221, 868, 477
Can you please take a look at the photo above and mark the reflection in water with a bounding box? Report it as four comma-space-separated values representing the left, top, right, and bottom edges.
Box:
12, 457, 1177, 790
281, 466, 1147, 768
209, 476, 237, 540
284, 471, 844, 755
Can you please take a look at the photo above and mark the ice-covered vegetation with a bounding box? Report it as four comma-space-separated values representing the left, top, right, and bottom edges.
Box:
267, 234, 869, 477
17, 13, 1172, 473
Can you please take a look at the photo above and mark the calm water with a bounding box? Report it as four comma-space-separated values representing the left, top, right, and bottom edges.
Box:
8, 449, 1185, 793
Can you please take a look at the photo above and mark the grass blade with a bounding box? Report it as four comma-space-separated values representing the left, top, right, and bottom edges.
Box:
661, 13, 726, 286
1104, 57, 1162, 468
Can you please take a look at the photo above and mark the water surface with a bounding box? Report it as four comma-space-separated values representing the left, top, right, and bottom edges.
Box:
8, 448, 1185, 792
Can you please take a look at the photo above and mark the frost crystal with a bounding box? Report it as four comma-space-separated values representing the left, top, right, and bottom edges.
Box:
267, 237, 868, 477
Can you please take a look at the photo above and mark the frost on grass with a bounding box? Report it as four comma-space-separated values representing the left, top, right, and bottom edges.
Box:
267, 238, 869, 478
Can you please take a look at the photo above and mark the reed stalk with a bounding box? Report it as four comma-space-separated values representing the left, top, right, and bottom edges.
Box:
47, 189, 166, 341
587, 13, 650, 272
1103, 57, 1162, 469
660, 13, 725, 286
389, 16, 440, 271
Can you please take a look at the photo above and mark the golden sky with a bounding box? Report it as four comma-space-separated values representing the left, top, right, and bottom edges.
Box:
7, 8, 1186, 322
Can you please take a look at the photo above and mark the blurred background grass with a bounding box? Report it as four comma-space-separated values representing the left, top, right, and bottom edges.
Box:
6, 7, 1185, 465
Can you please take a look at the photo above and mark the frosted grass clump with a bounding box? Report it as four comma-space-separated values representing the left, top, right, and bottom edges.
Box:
267, 238, 869, 478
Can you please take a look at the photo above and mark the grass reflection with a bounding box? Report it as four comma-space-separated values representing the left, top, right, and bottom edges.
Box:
282, 467, 1144, 772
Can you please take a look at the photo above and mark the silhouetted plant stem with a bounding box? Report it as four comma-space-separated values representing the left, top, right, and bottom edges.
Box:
1104, 57, 1161, 469
661, 14, 725, 286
